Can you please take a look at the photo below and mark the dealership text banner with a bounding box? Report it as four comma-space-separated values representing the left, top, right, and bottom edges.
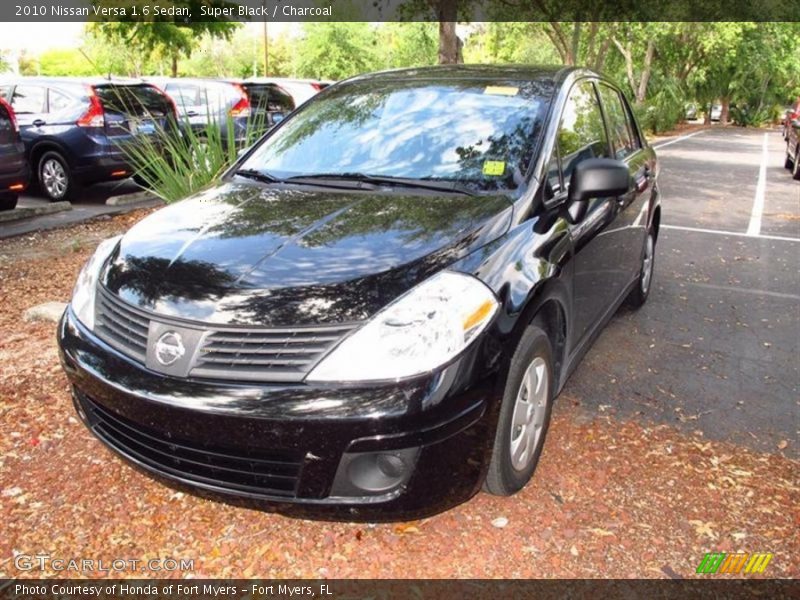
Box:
3, 579, 799, 600
4, 0, 800, 22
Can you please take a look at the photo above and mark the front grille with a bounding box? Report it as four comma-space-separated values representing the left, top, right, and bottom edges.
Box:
95, 286, 148, 362
192, 325, 356, 383
93, 285, 358, 383
79, 392, 304, 497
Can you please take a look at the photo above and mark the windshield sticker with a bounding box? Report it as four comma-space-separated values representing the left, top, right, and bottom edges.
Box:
484, 86, 519, 96
482, 160, 506, 176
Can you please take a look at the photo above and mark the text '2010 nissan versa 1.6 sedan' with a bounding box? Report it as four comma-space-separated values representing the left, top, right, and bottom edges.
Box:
58, 66, 659, 520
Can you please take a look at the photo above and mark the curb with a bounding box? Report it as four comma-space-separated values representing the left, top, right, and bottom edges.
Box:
0, 201, 72, 224
106, 191, 160, 206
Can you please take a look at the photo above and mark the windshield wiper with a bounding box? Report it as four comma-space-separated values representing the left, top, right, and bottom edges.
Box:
284, 173, 476, 196
234, 168, 283, 185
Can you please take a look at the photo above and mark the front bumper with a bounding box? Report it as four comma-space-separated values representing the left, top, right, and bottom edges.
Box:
58, 308, 501, 520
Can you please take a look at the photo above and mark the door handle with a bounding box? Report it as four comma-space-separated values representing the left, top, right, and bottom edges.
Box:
32, 119, 46, 127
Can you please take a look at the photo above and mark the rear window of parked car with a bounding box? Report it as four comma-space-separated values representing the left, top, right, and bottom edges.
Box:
94, 85, 172, 117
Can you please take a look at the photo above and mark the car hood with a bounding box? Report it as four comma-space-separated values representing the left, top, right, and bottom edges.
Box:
102, 182, 513, 326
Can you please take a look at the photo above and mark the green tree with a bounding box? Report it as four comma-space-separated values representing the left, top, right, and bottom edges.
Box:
378, 22, 438, 69
292, 23, 381, 80
91, 1, 239, 77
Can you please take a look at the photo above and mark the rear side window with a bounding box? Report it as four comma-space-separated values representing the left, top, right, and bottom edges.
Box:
94, 85, 172, 118
48, 89, 77, 113
556, 81, 611, 190
12, 85, 46, 114
166, 84, 201, 108
598, 84, 640, 160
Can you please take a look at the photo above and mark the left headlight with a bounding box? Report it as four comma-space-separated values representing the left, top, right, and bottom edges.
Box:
71, 235, 121, 331
306, 271, 499, 383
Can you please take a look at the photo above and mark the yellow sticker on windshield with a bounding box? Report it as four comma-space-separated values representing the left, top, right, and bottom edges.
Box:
483, 160, 506, 176
484, 86, 519, 96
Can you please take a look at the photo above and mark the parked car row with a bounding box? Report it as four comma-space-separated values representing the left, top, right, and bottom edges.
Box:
0, 76, 327, 209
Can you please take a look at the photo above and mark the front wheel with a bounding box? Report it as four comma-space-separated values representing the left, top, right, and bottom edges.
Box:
484, 325, 554, 496
626, 228, 656, 309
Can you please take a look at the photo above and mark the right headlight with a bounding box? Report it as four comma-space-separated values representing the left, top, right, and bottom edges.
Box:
306, 271, 499, 383
70, 235, 121, 331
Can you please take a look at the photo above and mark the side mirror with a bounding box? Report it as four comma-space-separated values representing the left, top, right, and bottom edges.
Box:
566, 158, 630, 223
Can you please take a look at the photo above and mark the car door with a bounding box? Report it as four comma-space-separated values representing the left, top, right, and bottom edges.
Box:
10, 84, 47, 143
597, 83, 651, 287
545, 79, 629, 347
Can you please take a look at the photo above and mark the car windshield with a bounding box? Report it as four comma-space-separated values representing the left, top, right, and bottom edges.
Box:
241, 78, 553, 192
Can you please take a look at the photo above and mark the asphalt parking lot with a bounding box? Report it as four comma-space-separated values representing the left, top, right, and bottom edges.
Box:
0, 126, 797, 579
0, 179, 156, 240
566, 127, 799, 457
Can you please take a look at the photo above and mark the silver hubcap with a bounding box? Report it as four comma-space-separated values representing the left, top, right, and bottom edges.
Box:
42, 159, 67, 198
510, 356, 549, 471
641, 234, 654, 295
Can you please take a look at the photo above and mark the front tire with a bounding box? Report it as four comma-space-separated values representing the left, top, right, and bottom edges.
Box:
626, 228, 656, 308
38, 151, 76, 202
484, 325, 554, 496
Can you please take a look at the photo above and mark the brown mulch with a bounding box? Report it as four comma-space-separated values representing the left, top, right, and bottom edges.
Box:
1, 211, 797, 579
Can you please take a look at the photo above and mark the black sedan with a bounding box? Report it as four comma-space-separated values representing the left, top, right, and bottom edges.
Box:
58, 66, 659, 520
0, 97, 29, 210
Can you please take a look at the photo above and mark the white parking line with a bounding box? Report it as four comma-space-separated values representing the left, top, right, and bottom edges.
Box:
651, 130, 706, 150
662, 223, 800, 243
746, 132, 769, 237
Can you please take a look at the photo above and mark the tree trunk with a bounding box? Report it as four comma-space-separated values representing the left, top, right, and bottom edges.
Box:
635, 39, 655, 104
437, 0, 459, 65
721, 97, 730, 125
171, 54, 178, 78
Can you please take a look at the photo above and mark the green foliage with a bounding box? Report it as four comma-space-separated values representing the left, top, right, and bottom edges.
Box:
37, 49, 97, 77
292, 23, 382, 80
119, 112, 267, 204
379, 22, 439, 69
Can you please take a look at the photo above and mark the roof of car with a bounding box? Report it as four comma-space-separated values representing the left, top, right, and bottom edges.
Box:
0, 75, 149, 87
343, 64, 577, 84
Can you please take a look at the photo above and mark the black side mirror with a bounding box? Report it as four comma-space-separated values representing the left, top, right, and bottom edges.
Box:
566, 158, 630, 223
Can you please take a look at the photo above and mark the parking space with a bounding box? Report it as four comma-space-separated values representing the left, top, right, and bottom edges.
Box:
564, 127, 799, 456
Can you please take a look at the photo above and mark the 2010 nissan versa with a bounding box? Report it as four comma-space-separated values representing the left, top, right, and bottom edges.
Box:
58, 65, 660, 520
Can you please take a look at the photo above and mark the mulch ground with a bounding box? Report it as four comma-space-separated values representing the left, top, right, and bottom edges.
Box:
0, 211, 797, 579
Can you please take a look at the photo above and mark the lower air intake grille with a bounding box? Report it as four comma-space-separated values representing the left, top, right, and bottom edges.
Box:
79, 392, 304, 497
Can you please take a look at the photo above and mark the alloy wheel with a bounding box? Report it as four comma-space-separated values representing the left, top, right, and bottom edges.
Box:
41, 158, 68, 199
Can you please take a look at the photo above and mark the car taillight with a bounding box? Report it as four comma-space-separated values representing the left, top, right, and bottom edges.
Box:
311, 83, 323, 91
77, 87, 105, 128
1, 100, 18, 132
230, 85, 251, 118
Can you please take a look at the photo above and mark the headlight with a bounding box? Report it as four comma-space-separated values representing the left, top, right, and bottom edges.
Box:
306, 271, 498, 382
71, 235, 121, 330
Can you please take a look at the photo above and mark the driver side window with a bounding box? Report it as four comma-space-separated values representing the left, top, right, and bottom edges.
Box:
549, 81, 611, 199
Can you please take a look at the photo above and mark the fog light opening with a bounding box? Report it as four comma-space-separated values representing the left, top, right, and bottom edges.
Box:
331, 447, 419, 497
